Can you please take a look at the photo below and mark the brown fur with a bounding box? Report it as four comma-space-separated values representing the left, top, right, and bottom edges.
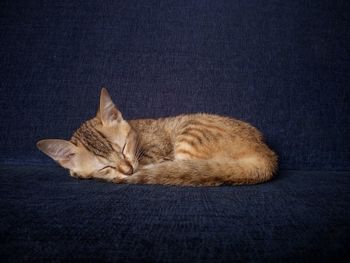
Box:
37, 88, 278, 187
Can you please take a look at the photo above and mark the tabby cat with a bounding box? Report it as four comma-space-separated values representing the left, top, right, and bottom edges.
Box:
37, 88, 277, 186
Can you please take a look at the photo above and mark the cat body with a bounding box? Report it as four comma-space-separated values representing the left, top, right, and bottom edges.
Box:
37, 88, 277, 186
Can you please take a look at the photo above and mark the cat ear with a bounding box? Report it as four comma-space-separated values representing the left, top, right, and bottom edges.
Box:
99, 88, 123, 126
36, 139, 77, 169
96, 108, 101, 120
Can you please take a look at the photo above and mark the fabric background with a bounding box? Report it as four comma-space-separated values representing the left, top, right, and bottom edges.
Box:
0, 0, 349, 170
1, 165, 349, 262
1, 1, 350, 262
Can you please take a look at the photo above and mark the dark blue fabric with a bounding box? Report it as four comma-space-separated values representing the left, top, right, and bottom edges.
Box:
0, 0, 349, 170
0, 166, 349, 262
1, 1, 350, 262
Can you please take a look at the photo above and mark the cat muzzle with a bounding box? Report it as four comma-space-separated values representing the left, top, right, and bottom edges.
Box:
118, 160, 133, 175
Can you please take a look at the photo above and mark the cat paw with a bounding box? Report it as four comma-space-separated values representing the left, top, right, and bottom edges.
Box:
111, 176, 127, 184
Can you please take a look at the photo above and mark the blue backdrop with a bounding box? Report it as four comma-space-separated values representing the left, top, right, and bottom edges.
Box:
1, 1, 350, 262
0, 0, 349, 170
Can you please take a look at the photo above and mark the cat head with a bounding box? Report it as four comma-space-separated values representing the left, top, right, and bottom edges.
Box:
36, 88, 139, 181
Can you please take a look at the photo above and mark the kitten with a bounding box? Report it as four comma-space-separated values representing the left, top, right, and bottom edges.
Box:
37, 88, 278, 186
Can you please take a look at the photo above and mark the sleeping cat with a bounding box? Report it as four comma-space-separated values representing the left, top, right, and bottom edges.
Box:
37, 88, 277, 186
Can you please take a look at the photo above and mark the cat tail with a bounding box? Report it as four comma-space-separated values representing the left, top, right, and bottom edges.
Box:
123, 154, 278, 187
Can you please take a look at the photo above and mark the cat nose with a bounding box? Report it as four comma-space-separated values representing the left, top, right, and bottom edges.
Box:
118, 160, 133, 175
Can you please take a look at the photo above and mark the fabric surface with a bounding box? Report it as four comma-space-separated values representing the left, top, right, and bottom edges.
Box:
0, 165, 349, 262
1, 1, 349, 262
0, 0, 349, 170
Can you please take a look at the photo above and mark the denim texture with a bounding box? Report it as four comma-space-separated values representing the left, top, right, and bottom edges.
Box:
0, 1, 349, 262
0, 0, 349, 170
1, 166, 349, 262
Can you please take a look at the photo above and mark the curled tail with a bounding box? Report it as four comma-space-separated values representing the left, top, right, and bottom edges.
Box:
124, 153, 278, 187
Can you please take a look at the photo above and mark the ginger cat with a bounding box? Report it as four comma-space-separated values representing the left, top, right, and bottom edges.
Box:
37, 88, 278, 186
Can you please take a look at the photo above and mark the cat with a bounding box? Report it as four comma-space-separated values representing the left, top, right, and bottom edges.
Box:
37, 88, 278, 186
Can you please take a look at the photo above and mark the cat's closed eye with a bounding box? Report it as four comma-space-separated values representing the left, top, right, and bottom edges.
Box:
99, 166, 113, 172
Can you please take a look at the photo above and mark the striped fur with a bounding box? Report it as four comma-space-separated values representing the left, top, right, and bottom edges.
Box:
37, 88, 278, 187
71, 119, 115, 158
